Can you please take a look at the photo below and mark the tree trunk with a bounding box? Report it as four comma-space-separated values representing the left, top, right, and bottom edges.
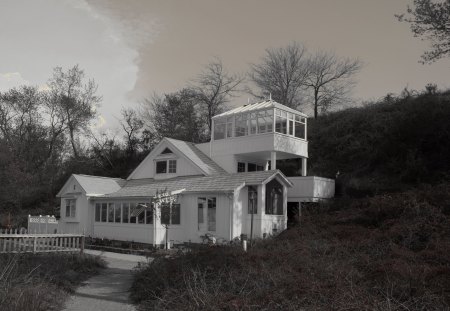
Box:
69, 127, 79, 158
314, 89, 319, 119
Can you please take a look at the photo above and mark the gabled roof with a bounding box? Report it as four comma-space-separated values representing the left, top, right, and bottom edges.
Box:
102, 170, 292, 198
127, 137, 226, 180
57, 174, 125, 197
213, 100, 308, 119
165, 138, 226, 176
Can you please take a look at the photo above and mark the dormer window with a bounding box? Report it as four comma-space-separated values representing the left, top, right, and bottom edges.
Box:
156, 159, 177, 174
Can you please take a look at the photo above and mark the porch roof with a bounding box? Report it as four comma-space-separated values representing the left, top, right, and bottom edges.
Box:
101, 170, 291, 198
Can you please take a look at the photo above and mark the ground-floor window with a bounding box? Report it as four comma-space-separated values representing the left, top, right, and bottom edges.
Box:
265, 179, 284, 215
248, 186, 258, 214
65, 199, 76, 218
197, 197, 216, 231
95, 202, 152, 225
161, 203, 180, 225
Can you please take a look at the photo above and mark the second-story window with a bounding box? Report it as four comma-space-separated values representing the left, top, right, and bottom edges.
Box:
156, 159, 177, 174
235, 114, 248, 137
214, 119, 226, 140
294, 115, 306, 139
238, 162, 246, 172
275, 110, 287, 134
156, 161, 167, 174
168, 160, 177, 173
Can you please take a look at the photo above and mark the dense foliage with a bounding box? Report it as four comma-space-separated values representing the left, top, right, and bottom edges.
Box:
0, 253, 105, 311
308, 91, 450, 195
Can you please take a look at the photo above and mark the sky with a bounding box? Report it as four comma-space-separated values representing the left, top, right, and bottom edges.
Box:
1, 0, 449, 131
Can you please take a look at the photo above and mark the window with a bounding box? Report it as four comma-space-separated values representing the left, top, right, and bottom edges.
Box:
248, 163, 257, 172
257, 109, 274, 134
161, 203, 181, 225
294, 115, 306, 139
156, 159, 177, 174
235, 114, 248, 137
237, 162, 246, 173
249, 112, 257, 134
168, 160, 177, 173
226, 117, 233, 138
198, 198, 206, 230
197, 197, 216, 231
156, 161, 167, 174
207, 198, 216, 231
248, 186, 257, 214
265, 179, 284, 215
130, 203, 137, 224
101, 203, 107, 222
214, 119, 226, 140
145, 203, 153, 224
108, 203, 114, 222
122, 203, 129, 223
114, 203, 121, 223
257, 165, 264, 171
275, 109, 287, 134
95, 203, 101, 222
65, 199, 76, 218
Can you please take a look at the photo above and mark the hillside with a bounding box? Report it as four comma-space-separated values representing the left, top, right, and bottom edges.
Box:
308, 92, 450, 195
131, 92, 450, 310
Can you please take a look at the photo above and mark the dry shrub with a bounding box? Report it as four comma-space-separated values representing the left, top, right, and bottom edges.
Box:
132, 183, 450, 310
0, 253, 105, 311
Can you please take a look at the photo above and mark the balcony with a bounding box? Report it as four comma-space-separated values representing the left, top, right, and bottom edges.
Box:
287, 176, 335, 202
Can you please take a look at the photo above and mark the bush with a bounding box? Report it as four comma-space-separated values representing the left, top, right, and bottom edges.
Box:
0, 253, 105, 311
131, 184, 450, 310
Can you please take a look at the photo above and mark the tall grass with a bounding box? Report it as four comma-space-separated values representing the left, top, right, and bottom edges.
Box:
131, 183, 450, 310
0, 253, 105, 311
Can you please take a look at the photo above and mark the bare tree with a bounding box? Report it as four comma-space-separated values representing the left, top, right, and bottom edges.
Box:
48, 65, 101, 158
304, 51, 362, 119
192, 59, 244, 133
397, 0, 450, 63
249, 42, 310, 109
120, 107, 144, 157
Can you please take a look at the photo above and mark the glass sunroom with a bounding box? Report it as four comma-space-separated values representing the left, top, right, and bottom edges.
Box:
212, 101, 307, 141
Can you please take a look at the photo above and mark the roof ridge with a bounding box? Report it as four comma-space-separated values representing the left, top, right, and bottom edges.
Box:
73, 174, 125, 180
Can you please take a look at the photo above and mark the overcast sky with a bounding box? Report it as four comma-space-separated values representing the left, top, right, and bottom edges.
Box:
1, 0, 449, 130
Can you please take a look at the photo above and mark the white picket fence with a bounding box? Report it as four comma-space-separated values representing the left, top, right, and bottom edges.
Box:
0, 229, 85, 254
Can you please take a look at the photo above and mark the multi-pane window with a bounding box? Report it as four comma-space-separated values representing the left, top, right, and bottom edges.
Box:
168, 160, 177, 173
207, 198, 216, 231
249, 112, 257, 135
275, 109, 287, 134
65, 199, 76, 218
265, 179, 284, 215
101, 203, 107, 222
197, 197, 216, 231
122, 203, 129, 223
237, 162, 246, 172
226, 117, 233, 138
198, 198, 206, 230
137, 203, 146, 224
161, 203, 181, 225
156, 161, 167, 174
294, 115, 306, 139
235, 114, 248, 137
156, 159, 177, 174
145, 203, 153, 224
248, 186, 258, 214
214, 119, 226, 140
114, 203, 121, 223
257, 109, 274, 133
130, 203, 137, 224
108, 203, 114, 222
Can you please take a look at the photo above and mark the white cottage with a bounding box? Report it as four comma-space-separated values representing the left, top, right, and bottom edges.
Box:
56, 100, 335, 245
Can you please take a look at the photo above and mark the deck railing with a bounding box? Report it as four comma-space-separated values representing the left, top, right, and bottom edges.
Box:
0, 230, 84, 254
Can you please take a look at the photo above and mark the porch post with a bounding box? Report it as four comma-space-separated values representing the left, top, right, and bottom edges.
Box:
301, 158, 307, 176
271, 151, 277, 170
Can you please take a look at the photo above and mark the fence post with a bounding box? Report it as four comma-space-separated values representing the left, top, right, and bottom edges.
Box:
33, 236, 37, 253
80, 235, 85, 255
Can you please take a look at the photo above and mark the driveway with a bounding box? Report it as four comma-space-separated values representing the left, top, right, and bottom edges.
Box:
63, 250, 150, 311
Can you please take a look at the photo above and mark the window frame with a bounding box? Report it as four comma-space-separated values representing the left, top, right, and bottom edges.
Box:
65, 199, 76, 218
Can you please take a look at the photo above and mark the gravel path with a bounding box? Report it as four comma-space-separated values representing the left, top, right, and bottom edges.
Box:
63, 250, 150, 311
